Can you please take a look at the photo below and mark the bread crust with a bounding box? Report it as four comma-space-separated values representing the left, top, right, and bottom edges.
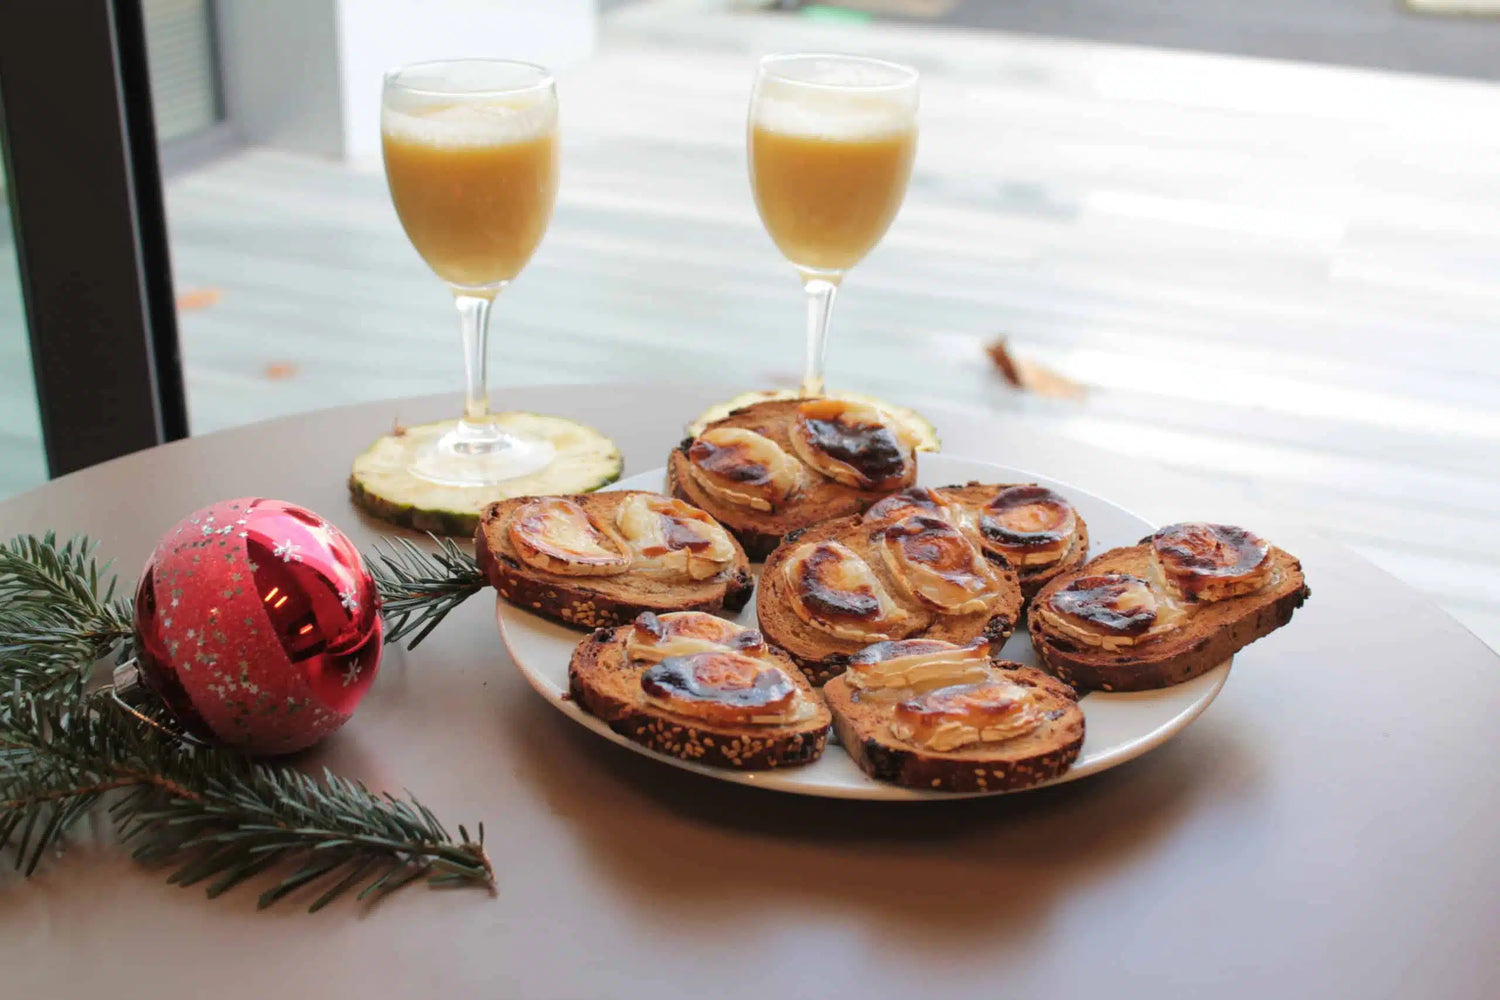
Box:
1028, 540, 1309, 691
568, 626, 831, 769
757, 514, 1024, 686
824, 665, 1083, 792
476, 491, 754, 631
668, 399, 915, 560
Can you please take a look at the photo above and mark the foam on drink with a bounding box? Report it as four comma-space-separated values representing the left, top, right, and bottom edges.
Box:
748, 84, 916, 272
381, 98, 556, 149
750, 85, 914, 141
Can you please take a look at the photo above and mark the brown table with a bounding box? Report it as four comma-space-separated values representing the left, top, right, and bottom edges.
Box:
2, 385, 1496, 999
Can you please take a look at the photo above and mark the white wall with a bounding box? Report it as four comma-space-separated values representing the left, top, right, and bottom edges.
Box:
217, 0, 345, 158
335, 0, 598, 165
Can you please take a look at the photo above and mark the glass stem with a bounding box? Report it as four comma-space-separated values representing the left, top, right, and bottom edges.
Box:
454, 288, 502, 437
801, 277, 838, 397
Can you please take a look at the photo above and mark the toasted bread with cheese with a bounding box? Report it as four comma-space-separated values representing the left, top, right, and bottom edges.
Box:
688, 389, 941, 451
1029, 522, 1309, 692
477, 491, 753, 630
756, 510, 1024, 686
865, 483, 1090, 602
569, 612, 831, 769
667, 398, 919, 560
825, 652, 1083, 793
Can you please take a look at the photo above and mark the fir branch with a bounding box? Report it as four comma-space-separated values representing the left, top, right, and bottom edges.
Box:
0, 691, 493, 908
0, 533, 134, 703
0, 532, 494, 911
366, 535, 487, 649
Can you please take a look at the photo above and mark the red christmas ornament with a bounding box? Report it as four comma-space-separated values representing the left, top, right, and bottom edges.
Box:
133, 498, 382, 756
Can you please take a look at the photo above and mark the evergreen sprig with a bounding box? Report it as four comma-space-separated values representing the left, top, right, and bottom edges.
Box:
0, 692, 493, 909
366, 535, 487, 649
0, 532, 495, 911
0, 533, 134, 703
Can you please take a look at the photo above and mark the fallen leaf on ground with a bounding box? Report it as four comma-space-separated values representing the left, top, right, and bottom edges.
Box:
987, 337, 1087, 400
175, 287, 222, 311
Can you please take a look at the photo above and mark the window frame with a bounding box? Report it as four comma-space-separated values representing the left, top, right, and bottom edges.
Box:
0, 0, 188, 478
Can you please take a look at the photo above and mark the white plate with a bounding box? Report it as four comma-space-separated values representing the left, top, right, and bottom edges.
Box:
494, 453, 1230, 800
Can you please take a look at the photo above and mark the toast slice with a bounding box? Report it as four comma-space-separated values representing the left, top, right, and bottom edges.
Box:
824, 664, 1083, 792
477, 491, 753, 630
876, 483, 1091, 602
757, 513, 1024, 685
667, 398, 917, 560
568, 619, 831, 769
1028, 530, 1309, 692
687, 389, 941, 451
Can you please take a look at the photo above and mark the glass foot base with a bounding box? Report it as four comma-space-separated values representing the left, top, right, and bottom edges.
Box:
350, 414, 623, 535
409, 419, 557, 487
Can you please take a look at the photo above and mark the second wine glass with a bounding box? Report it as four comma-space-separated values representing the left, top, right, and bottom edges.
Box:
382, 59, 560, 487
748, 53, 919, 398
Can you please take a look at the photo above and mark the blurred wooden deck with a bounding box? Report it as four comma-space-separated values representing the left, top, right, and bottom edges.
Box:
27, 2, 1500, 648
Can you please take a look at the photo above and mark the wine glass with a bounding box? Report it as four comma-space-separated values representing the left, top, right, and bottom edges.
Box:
381, 59, 561, 486
748, 54, 919, 398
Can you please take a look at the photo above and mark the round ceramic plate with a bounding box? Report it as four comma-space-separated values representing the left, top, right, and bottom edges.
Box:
494, 453, 1230, 800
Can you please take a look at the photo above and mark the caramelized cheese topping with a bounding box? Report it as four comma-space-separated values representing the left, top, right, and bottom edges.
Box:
508, 498, 630, 577
625, 611, 766, 663
783, 540, 912, 642
640, 651, 805, 726
978, 486, 1078, 567
1036, 572, 1197, 651
1047, 573, 1158, 635
846, 638, 993, 693
615, 494, 736, 581
789, 399, 915, 492
879, 515, 997, 615
1150, 522, 1272, 602
889, 677, 1043, 752
864, 487, 947, 523
686, 427, 802, 512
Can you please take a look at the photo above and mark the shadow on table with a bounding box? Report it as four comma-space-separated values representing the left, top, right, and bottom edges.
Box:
502, 685, 1264, 952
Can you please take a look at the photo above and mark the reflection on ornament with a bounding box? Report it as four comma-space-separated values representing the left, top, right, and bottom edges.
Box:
133, 498, 382, 756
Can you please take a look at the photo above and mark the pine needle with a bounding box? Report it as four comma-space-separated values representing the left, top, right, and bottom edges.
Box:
365, 535, 487, 649
0, 532, 495, 912
0, 691, 493, 910
0, 533, 134, 705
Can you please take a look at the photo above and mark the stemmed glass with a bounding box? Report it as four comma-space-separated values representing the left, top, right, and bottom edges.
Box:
748, 54, 919, 398
381, 60, 561, 486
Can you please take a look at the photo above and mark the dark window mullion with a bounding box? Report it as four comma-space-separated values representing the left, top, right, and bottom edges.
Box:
0, 0, 188, 478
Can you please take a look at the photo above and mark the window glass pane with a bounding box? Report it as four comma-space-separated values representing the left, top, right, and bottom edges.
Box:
0, 125, 49, 499
152, 3, 1500, 652
143, 0, 219, 142
160, 2, 604, 436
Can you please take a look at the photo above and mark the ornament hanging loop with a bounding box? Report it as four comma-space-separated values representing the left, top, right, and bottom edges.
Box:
107, 659, 209, 748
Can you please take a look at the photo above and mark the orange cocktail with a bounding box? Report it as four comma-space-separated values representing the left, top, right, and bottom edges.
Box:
383, 102, 558, 289
380, 60, 563, 488
747, 55, 919, 397
750, 111, 915, 274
